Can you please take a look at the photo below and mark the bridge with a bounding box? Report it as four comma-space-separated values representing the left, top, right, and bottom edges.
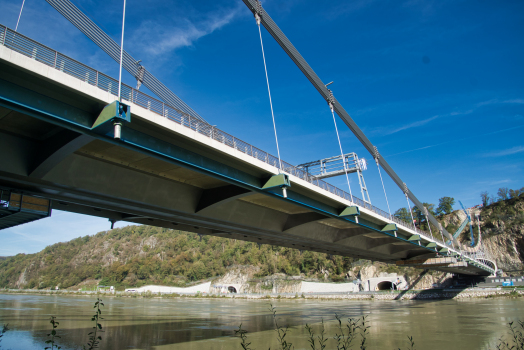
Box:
0, 5, 495, 277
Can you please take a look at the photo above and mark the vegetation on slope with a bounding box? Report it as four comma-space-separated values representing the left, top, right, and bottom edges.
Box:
0, 225, 353, 290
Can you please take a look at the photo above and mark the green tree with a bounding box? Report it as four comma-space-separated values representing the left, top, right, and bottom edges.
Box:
412, 203, 435, 225
436, 197, 455, 216
509, 187, 524, 199
480, 191, 490, 206
497, 187, 509, 201
394, 207, 411, 223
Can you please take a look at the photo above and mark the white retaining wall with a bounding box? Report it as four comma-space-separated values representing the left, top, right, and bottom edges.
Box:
125, 282, 211, 294
300, 281, 359, 293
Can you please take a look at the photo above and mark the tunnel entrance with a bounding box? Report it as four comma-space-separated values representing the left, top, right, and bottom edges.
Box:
228, 286, 237, 293
377, 281, 393, 290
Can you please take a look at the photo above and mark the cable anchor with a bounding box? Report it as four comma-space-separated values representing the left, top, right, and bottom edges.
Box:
373, 146, 380, 161
135, 60, 145, 90
254, 0, 262, 25
325, 81, 335, 112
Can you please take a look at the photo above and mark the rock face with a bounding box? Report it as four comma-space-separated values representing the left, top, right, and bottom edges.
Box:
209, 265, 259, 293
474, 197, 524, 272
404, 270, 453, 290
209, 266, 303, 294
483, 234, 524, 272
435, 197, 524, 274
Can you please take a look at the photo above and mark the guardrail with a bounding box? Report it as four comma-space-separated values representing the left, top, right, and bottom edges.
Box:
0, 24, 493, 271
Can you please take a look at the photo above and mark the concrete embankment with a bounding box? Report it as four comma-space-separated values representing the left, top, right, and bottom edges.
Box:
2, 288, 522, 300
218, 288, 524, 300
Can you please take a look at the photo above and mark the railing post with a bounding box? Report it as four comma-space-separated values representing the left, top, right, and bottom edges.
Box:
54, 51, 57, 68
95, 71, 98, 87
1, 27, 6, 46
162, 102, 165, 117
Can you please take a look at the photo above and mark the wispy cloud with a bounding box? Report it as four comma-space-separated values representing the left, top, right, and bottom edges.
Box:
503, 99, 524, 104
476, 179, 511, 185
323, 0, 377, 19
482, 146, 524, 157
476, 98, 524, 107
384, 115, 439, 135
131, 3, 243, 58
386, 124, 524, 157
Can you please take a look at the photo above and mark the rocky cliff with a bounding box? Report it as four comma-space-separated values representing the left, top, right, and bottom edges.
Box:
440, 195, 524, 273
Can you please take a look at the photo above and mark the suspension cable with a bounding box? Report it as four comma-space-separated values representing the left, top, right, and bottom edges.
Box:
329, 100, 353, 199
374, 147, 392, 218
424, 207, 434, 235
15, 0, 26, 32
117, 0, 126, 102
255, 9, 282, 172
404, 185, 415, 226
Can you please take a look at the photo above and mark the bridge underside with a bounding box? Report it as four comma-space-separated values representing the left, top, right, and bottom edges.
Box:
0, 48, 490, 276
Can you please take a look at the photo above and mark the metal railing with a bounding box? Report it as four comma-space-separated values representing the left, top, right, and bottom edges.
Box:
0, 24, 493, 271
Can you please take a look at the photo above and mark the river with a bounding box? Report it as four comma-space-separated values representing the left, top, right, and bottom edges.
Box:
0, 294, 522, 349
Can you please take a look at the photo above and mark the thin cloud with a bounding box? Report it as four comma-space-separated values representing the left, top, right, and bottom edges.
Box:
476, 179, 511, 185
386, 124, 524, 157
483, 146, 524, 157
384, 115, 439, 135
476, 98, 524, 107
503, 99, 524, 104
131, 4, 242, 58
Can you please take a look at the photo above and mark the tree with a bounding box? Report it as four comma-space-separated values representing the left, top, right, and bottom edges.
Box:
480, 191, 490, 206
394, 207, 411, 223
412, 203, 435, 225
436, 197, 455, 216
509, 187, 524, 199
497, 187, 509, 201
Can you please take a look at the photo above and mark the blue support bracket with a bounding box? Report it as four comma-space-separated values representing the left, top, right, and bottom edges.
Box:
91, 100, 131, 137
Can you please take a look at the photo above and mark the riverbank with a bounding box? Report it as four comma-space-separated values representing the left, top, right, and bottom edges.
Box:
2, 287, 522, 300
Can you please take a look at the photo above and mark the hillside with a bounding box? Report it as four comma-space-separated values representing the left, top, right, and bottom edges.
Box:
0, 226, 354, 290
1, 195, 522, 290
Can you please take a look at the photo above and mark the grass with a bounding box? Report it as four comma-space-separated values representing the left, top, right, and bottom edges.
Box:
493, 320, 524, 350
235, 305, 524, 350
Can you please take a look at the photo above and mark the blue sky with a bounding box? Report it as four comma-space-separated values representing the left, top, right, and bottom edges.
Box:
1, 0, 523, 256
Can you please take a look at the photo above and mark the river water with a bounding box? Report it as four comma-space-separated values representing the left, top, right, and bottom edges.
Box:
0, 294, 522, 349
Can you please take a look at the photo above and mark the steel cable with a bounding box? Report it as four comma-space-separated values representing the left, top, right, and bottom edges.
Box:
330, 105, 353, 200
256, 13, 282, 172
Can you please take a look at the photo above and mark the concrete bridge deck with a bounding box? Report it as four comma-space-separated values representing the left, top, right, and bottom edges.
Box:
0, 26, 493, 275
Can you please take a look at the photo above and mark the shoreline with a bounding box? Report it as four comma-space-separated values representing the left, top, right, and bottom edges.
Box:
1, 288, 522, 301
